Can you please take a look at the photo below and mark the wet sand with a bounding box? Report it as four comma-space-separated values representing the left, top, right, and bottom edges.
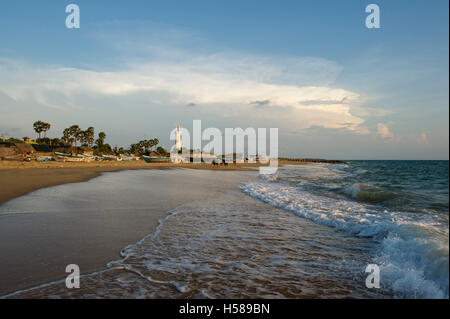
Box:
0, 160, 266, 206
0, 159, 305, 296
0, 168, 257, 296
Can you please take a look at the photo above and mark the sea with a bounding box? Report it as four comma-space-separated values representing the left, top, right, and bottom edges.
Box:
242, 160, 449, 298
2, 161, 448, 299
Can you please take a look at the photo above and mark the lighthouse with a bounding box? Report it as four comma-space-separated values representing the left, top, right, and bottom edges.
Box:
175, 124, 182, 151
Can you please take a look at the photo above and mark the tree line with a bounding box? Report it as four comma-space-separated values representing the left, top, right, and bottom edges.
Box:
31, 121, 165, 155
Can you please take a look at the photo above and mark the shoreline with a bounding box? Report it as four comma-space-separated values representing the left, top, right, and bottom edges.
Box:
0, 158, 344, 296
0, 161, 269, 206
0, 158, 332, 206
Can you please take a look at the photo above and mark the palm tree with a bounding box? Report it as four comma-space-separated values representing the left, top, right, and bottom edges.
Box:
62, 125, 80, 146
75, 130, 84, 146
156, 146, 166, 155
51, 138, 61, 146
67, 125, 81, 146
62, 128, 71, 145
145, 140, 152, 153
33, 121, 45, 140
78, 130, 87, 146
85, 127, 95, 147
129, 143, 139, 154
96, 132, 106, 147
137, 140, 144, 153
62, 128, 75, 146
145, 140, 151, 153
43, 122, 51, 138
152, 138, 159, 149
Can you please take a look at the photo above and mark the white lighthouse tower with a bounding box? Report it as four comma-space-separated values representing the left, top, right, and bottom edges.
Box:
175, 124, 182, 151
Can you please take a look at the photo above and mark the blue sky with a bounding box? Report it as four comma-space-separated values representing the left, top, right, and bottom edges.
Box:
0, 0, 448, 159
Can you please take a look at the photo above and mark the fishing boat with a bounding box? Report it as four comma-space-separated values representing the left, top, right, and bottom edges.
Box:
35, 156, 54, 162
62, 157, 85, 162
119, 155, 137, 161
54, 152, 71, 157
55, 152, 88, 162
24, 155, 54, 162
142, 155, 172, 163
101, 155, 120, 161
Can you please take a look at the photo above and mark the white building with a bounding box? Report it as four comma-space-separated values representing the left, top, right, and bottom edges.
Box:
175, 124, 182, 151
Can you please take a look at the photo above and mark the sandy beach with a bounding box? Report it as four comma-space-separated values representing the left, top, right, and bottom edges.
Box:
0, 160, 269, 207
0, 166, 385, 299
0, 160, 266, 295
0, 167, 258, 296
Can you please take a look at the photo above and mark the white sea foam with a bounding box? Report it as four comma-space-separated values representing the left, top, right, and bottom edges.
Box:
240, 166, 449, 299
3, 188, 384, 299
2, 165, 446, 299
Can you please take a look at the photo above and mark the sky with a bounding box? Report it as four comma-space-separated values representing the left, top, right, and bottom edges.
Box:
0, 0, 448, 160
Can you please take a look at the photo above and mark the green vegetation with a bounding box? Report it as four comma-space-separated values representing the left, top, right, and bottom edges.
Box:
156, 146, 167, 155
93, 132, 112, 155
129, 139, 159, 155
61, 125, 96, 147
2, 122, 167, 156
0, 138, 24, 144
33, 121, 51, 140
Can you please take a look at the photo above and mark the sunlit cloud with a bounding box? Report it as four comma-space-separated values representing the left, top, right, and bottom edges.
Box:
377, 123, 394, 140
417, 132, 430, 145
0, 51, 367, 133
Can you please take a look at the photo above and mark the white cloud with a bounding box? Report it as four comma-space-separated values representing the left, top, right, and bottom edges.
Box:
417, 132, 430, 145
0, 53, 369, 133
377, 123, 394, 139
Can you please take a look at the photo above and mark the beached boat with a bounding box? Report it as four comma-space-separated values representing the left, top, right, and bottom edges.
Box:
55, 152, 89, 162
56, 155, 83, 161
119, 155, 138, 161
54, 152, 71, 157
142, 155, 171, 163
35, 156, 54, 162
101, 155, 120, 161
62, 157, 85, 162
24, 155, 54, 162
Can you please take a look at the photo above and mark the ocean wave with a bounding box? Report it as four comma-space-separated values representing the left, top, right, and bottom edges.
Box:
3, 191, 385, 299
344, 183, 397, 203
240, 180, 449, 299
